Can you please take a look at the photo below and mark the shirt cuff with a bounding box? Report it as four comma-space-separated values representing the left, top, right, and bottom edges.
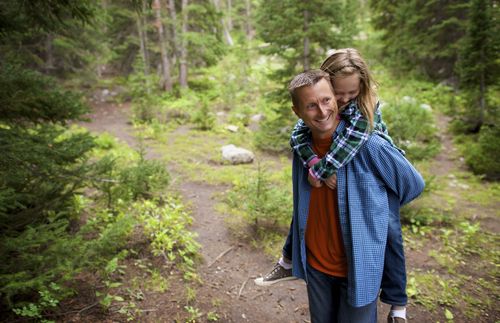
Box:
307, 157, 321, 168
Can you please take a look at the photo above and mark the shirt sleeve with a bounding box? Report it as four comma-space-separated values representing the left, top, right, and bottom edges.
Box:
310, 103, 370, 180
290, 119, 318, 167
367, 136, 425, 206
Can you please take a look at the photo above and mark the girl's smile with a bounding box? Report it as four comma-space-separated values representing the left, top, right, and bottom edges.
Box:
333, 74, 361, 109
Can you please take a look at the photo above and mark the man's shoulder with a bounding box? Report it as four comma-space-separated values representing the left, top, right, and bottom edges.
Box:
363, 132, 393, 153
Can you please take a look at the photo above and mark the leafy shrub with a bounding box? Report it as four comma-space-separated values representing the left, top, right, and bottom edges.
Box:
381, 99, 440, 160
462, 126, 500, 179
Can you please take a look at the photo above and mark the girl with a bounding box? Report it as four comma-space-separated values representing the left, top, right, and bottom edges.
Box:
255, 48, 408, 323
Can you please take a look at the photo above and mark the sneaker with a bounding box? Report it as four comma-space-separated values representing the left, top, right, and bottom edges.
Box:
387, 315, 407, 323
254, 263, 297, 286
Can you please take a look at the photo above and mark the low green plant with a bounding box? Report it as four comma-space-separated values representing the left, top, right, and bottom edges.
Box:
185, 305, 202, 323
225, 165, 292, 229
117, 148, 170, 200
186, 286, 197, 303
207, 311, 220, 321
146, 269, 169, 293
400, 205, 451, 231
94, 132, 118, 150
381, 99, 440, 160
117, 301, 139, 322
12, 284, 61, 322
90, 145, 169, 208
407, 271, 460, 311
191, 98, 216, 131
132, 198, 200, 273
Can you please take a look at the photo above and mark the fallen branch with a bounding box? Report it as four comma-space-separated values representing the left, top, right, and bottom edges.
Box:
207, 246, 234, 268
237, 278, 249, 299
47, 301, 100, 317
78, 302, 99, 314
251, 292, 265, 300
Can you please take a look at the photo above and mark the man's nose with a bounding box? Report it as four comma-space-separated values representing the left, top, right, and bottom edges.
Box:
318, 103, 329, 116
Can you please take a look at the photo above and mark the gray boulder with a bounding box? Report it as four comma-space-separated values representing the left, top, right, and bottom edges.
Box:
221, 144, 254, 164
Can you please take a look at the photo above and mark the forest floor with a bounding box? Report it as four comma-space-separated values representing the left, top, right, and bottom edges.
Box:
71, 100, 499, 323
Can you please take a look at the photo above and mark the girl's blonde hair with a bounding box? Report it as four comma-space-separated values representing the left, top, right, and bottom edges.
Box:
320, 48, 378, 129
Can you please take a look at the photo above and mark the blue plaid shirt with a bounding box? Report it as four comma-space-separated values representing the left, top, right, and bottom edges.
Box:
290, 120, 425, 307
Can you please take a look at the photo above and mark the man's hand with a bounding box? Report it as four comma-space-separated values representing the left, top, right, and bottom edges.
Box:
324, 173, 337, 190
308, 172, 323, 188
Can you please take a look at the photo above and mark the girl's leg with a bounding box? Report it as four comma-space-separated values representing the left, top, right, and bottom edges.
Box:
380, 211, 407, 306
282, 218, 293, 261
254, 219, 296, 286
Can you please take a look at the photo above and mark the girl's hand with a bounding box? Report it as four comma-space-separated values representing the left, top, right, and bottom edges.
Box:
308, 173, 323, 188
324, 174, 337, 190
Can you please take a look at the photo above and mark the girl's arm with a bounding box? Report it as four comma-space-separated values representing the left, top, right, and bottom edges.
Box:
310, 102, 370, 180
310, 102, 402, 181
290, 119, 321, 167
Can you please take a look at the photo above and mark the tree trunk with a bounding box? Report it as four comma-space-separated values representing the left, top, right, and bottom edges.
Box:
478, 56, 485, 131
212, 0, 233, 46
45, 33, 54, 73
141, 0, 150, 73
226, 0, 233, 30
136, 13, 150, 77
136, 6, 151, 94
303, 9, 310, 70
179, 0, 189, 88
153, 0, 172, 91
244, 0, 253, 40
167, 0, 178, 66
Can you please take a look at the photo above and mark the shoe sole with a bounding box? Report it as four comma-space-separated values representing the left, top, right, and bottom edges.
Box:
254, 276, 298, 287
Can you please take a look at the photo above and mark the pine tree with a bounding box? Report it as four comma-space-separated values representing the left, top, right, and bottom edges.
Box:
254, 0, 357, 151
370, 0, 469, 79
456, 0, 499, 132
0, 0, 98, 316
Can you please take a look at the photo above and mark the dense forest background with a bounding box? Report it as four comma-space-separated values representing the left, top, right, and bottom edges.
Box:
1, 0, 499, 322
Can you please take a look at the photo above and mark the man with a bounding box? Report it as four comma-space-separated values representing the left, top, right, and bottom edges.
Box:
287, 70, 425, 322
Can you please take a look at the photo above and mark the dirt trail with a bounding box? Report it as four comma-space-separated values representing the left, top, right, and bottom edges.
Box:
83, 102, 311, 322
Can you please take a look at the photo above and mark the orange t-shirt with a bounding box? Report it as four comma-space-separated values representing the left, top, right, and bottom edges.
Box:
305, 136, 348, 277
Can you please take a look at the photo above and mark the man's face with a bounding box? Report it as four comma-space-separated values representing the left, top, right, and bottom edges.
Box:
332, 73, 360, 110
292, 78, 338, 139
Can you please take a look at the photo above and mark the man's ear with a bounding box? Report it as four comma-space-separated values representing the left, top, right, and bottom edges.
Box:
291, 105, 300, 118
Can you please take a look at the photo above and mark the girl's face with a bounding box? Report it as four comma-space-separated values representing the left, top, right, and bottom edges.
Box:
332, 74, 360, 109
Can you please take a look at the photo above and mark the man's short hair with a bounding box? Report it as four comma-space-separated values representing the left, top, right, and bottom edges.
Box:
288, 70, 331, 108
